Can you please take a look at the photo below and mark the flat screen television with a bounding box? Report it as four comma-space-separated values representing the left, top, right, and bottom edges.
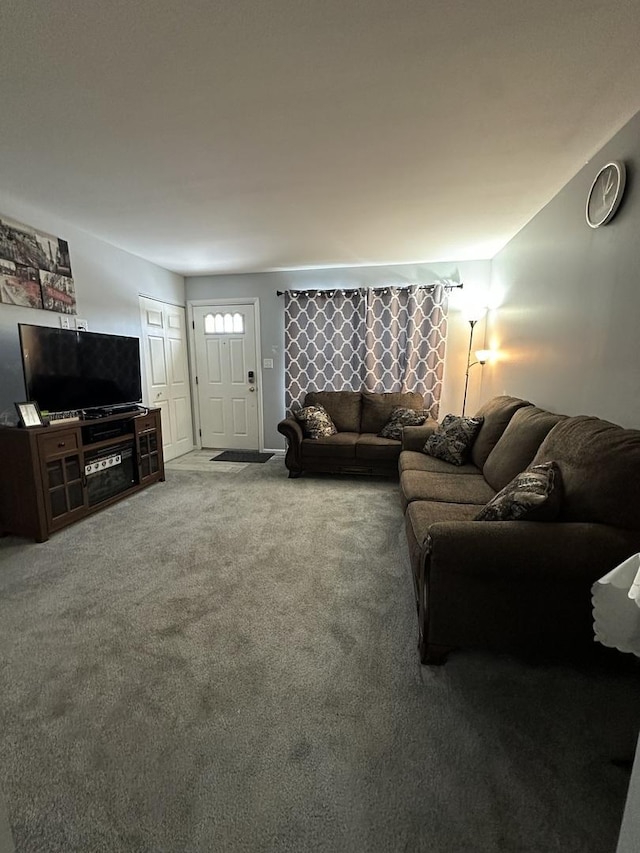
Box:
19, 324, 143, 414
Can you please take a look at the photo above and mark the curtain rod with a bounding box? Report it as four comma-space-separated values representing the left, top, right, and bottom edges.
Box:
276, 281, 463, 296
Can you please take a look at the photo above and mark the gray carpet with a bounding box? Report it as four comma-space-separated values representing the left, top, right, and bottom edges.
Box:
0, 457, 639, 853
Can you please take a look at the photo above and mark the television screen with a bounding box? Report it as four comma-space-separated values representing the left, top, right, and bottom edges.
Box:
19, 324, 142, 413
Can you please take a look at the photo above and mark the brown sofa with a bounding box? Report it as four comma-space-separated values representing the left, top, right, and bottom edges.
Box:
277, 390, 425, 477
400, 396, 640, 664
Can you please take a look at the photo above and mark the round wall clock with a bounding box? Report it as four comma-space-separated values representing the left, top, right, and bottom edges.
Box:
585, 160, 626, 228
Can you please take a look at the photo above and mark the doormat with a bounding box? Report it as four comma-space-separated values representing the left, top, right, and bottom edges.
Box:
211, 451, 274, 463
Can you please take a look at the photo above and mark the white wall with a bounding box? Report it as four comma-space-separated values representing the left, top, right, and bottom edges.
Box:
483, 109, 640, 429
186, 260, 491, 450
0, 194, 185, 418
464, 111, 640, 853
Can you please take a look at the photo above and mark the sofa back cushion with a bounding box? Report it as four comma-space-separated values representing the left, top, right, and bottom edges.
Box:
361, 391, 424, 433
470, 395, 533, 469
304, 391, 362, 432
530, 416, 640, 530
483, 406, 567, 491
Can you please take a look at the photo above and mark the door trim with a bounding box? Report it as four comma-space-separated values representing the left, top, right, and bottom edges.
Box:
187, 297, 264, 452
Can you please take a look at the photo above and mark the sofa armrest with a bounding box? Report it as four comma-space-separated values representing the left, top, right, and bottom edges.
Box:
420, 521, 640, 656
425, 521, 640, 581
277, 417, 303, 444
402, 420, 439, 451
277, 417, 304, 473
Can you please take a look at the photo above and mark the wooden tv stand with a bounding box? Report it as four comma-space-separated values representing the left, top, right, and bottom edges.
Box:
0, 408, 164, 542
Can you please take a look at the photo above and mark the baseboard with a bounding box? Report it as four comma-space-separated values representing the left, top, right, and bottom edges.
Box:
263, 448, 285, 456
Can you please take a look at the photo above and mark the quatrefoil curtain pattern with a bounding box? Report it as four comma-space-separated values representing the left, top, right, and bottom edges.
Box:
284, 283, 449, 417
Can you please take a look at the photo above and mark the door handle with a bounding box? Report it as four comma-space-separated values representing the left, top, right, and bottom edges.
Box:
249, 387, 255, 392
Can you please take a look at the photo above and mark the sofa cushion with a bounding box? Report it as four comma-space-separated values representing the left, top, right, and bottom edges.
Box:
301, 432, 359, 459
424, 414, 484, 466
294, 404, 337, 438
356, 434, 402, 461
475, 462, 563, 522
407, 498, 480, 534
482, 407, 567, 491
379, 407, 428, 440
399, 451, 480, 476
361, 391, 424, 434
400, 470, 495, 509
471, 395, 532, 469
305, 391, 361, 433
405, 499, 479, 560
531, 416, 640, 530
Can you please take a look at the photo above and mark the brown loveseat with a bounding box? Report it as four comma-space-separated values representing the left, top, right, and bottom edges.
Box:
400, 396, 640, 664
277, 390, 425, 478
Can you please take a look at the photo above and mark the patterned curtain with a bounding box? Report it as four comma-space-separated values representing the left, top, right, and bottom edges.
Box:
284, 284, 448, 417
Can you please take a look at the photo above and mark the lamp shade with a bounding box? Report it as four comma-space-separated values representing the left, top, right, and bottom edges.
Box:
475, 349, 492, 364
462, 306, 487, 323
592, 553, 640, 656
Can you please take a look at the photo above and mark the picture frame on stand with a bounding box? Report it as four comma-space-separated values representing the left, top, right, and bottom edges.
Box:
15, 401, 45, 428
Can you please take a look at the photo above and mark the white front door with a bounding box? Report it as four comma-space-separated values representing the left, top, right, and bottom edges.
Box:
139, 297, 194, 461
192, 303, 259, 449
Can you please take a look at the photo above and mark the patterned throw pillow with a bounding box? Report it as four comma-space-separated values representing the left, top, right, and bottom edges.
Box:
378, 407, 428, 440
293, 404, 337, 439
475, 461, 563, 522
423, 414, 484, 466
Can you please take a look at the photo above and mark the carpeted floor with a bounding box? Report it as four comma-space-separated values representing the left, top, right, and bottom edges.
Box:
0, 457, 639, 852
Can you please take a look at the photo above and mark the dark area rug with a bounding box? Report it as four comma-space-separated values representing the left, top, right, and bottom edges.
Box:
211, 450, 274, 463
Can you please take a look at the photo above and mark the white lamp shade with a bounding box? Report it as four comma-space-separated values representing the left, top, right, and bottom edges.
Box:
462, 305, 487, 323
592, 553, 640, 656
475, 349, 492, 364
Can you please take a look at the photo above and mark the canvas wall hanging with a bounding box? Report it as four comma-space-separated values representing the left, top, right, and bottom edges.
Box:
0, 214, 75, 314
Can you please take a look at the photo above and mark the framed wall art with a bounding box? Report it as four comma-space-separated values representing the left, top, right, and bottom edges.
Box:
0, 215, 75, 313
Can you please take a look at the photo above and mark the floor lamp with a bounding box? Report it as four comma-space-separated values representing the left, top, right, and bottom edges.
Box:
461, 310, 488, 416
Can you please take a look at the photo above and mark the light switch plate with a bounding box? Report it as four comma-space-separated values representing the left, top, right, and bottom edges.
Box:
75, 318, 88, 331
59, 316, 71, 329
263, 358, 274, 369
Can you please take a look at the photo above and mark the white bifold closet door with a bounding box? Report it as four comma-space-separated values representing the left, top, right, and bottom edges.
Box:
139, 296, 194, 461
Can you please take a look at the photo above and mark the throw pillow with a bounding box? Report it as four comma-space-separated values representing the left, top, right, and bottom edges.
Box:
378, 407, 428, 440
423, 414, 484, 466
474, 461, 563, 522
293, 404, 337, 439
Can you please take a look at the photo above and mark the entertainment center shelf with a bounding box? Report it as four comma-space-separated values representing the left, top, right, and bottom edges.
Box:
0, 408, 164, 542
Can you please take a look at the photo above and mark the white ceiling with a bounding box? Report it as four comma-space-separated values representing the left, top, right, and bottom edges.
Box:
2, 0, 640, 276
